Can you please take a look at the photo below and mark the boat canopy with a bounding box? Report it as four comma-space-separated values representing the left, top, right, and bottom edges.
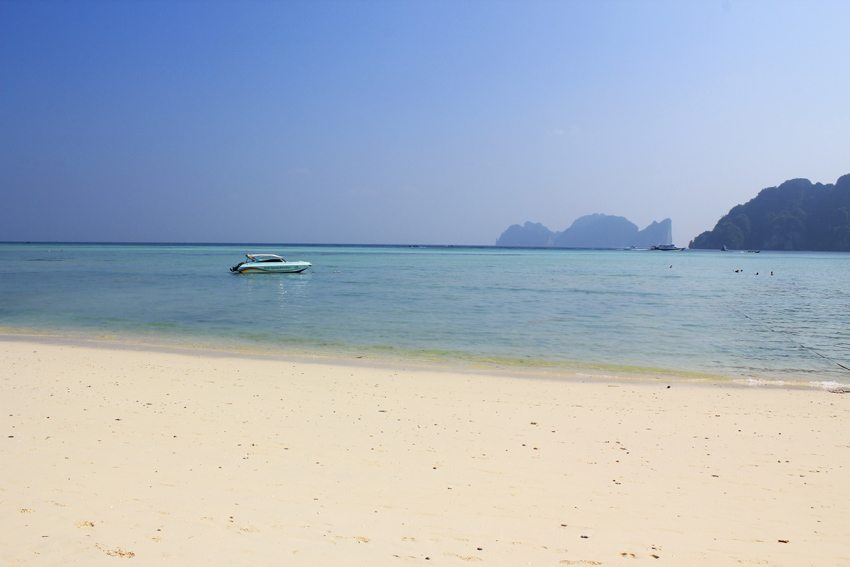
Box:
246, 253, 285, 262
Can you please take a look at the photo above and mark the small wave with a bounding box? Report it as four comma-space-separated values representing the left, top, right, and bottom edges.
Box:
812, 381, 850, 393
734, 377, 786, 388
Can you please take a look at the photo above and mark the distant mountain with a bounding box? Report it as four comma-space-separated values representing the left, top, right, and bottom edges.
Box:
496, 215, 672, 248
689, 174, 850, 251
495, 221, 554, 247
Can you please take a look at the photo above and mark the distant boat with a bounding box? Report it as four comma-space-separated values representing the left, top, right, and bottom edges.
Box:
230, 253, 311, 274
746, 250, 761, 253
650, 244, 685, 251
721, 244, 728, 252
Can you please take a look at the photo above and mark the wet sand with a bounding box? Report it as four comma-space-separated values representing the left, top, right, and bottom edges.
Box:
1, 339, 849, 565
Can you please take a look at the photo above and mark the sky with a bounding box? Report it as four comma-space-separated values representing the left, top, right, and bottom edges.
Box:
1, 0, 849, 245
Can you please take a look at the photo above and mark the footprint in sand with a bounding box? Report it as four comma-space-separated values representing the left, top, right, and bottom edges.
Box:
95, 543, 135, 558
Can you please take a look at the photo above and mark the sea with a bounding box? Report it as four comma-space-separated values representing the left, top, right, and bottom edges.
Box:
1, 242, 849, 388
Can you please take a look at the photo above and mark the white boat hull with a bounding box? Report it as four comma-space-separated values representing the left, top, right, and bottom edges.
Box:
232, 261, 311, 274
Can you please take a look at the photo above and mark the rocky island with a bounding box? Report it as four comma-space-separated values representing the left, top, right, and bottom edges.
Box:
496, 214, 673, 249
690, 174, 850, 251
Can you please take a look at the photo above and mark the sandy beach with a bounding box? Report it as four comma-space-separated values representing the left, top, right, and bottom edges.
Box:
1, 338, 849, 566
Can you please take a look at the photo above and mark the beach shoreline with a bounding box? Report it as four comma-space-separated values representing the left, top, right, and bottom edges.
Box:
1, 326, 844, 392
2, 338, 849, 565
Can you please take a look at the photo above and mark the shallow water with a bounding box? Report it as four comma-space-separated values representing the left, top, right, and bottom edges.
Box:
1, 243, 849, 386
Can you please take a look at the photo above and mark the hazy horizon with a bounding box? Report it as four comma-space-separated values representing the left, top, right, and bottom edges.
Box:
2, 1, 848, 246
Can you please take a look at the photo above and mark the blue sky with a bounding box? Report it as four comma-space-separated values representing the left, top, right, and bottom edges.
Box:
2, 0, 848, 244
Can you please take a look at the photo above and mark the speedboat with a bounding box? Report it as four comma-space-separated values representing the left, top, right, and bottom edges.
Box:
230, 253, 311, 274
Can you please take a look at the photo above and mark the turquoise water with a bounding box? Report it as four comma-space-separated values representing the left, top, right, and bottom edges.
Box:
1, 243, 849, 386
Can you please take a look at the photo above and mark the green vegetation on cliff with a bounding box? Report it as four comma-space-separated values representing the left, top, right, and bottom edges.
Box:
690, 174, 850, 251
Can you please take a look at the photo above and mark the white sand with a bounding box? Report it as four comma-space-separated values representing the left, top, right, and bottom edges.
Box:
1, 339, 849, 565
